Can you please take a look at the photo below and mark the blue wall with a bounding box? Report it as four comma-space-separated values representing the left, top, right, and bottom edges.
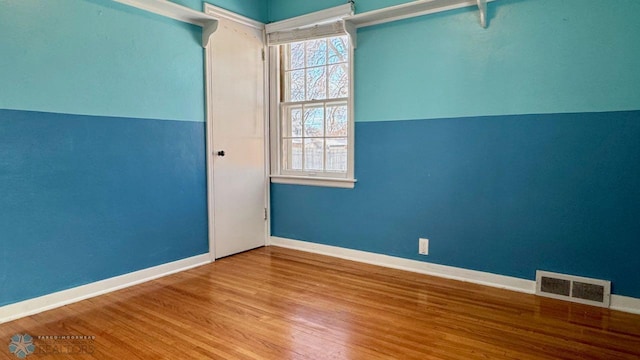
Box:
0, 0, 206, 122
0, 0, 240, 306
0, 110, 208, 306
270, 0, 640, 298
355, 0, 640, 121
174, 0, 267, 22
272, 111, 640, 297
268, 0, 413, 22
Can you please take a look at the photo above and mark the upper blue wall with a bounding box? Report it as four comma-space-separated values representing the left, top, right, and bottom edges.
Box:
0, 0, 267, 121
173, 0, 267, 22
355, 0, 640, 121
268, 0, 343, 22
268, 0, 640, 121
268, 0, 412, 22
0, 0, 205, 122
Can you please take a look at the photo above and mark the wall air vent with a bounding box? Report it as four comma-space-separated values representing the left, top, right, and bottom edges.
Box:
535, 270, 611, 308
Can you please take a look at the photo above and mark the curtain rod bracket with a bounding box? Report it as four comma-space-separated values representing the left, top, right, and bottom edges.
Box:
477, 0, 487, 28
202, 20, 219, 48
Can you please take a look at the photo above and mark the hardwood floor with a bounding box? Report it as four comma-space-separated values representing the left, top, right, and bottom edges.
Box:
1, 246, 639, 359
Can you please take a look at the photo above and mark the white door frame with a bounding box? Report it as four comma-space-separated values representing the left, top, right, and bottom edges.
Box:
203, 4, 270, 261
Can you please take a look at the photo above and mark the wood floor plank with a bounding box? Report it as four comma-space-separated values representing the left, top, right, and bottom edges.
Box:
1, 246, 639, 359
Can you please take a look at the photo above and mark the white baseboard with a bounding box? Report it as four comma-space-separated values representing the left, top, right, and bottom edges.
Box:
610, 295, 640, 315
270, 236, 536, 293
0, 254, 211, 324
269, 237, 640, 315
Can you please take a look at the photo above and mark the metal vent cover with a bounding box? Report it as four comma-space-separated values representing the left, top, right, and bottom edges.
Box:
540, 276, 571, 296
536, 270, 611, 308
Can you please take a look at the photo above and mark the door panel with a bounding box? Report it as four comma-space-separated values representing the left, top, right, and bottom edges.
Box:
208, 16, 266, 259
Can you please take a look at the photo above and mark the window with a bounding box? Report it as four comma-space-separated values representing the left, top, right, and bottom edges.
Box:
281, 36, 350, 173
269, 31, 355, 188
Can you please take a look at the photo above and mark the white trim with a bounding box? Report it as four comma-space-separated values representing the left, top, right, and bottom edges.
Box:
204, 41, 217, 262
262, 21, 272, 250
610, 295, 640, 315
270, 175, 357, 189
344, 20, 357, 48
347, 37, 355, 177
203, 3, 264, 30
113, 0, 218, 47
114, 0, 217, 26
268, 21, 346, 46
269, 237, 535, 293
477, 0, 487, 28
345, 0, 497, 29
0, 254, 210, 324
268, 237, 640, 315
268, 47, 280, 191
265, 4, 354, 33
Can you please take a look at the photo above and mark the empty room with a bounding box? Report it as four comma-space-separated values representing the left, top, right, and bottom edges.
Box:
1, 0, 639, 358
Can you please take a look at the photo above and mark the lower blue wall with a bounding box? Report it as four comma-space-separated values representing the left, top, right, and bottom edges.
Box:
0, 109, 208, 306
271, 110, 640, 298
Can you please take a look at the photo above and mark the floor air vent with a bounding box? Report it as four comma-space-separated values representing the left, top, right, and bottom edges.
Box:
535, 270, 611, 308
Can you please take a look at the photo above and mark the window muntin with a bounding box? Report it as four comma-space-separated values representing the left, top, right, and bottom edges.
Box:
279, 36, 350, 177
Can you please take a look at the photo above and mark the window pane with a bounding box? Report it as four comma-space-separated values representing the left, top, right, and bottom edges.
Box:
305, 39, 327, 67
306, 67, 326, 100
303, 105, 324, 137
285, 70, 305, 102
328, 36, 348, 64
282, 138, 303, 171
326, 137, 347, 172
282, 105, 302, 137
326, 103, 348, 137
278, 35, 351, 178
304, 138, 324, 171
287, 42, 304, 70
328, 64, 349, 99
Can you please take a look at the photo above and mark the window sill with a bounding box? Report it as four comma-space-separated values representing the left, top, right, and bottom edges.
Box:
270, 175, 356, 189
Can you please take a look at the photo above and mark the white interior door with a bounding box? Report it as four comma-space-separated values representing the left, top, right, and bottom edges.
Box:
206, 10, 267, 259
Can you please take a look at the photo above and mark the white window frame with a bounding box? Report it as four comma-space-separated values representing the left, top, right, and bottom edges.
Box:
267, 5, 357, 189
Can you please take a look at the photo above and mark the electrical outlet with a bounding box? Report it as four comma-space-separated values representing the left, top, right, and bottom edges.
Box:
419, 238, 429, 255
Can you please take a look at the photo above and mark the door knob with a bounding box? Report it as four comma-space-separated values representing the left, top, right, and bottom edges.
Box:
217, 150, 225, 157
